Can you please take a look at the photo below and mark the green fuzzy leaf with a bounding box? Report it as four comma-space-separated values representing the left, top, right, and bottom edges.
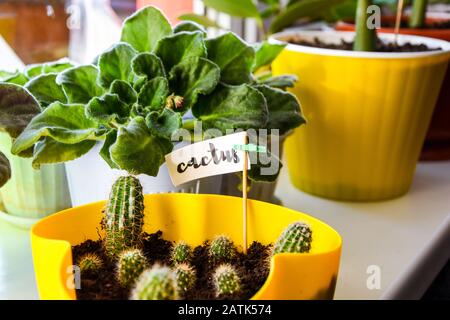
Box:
25, 73, 67, 106
121, 6, 172, 53
248, 149, 283, 182
32, 137, 96, 169
0, 83, 41, 138
100, 129, 119, 169
178, 14, 223, 29
110, 80, 137, 105
253, 41, 286, 71
42, 60, 74, 74
0, 151, 11, 188
86, 93, 130, 124
0, 70, 15, 80
145, 108, 182, 139
255, 85, 305, 135
206, 33, 255, 85
203, 0, 260, 18
110, 117, 173, 176
98, 43, 137, 88
25, 64, 44, 78
1, 72, 29, 85
260, 75, 297, 89
173, 21, 207, 35
193, 83, 268, 132
132, 53, 166, 80
154, 31, 207, 72
56, 65, 105, 104
169, 57, 220, 111
12, 102, 98, 155
138, 76, 169, 111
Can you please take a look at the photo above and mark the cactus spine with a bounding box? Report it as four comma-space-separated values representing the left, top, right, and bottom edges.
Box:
78, 253, 103, 276
117, 249, 148, 287
104, 176, 144, 258
131, 265, 178, 300
273, 222, 312, 255
174, 263, 196, 294
171, 241, 192, 264
209, 235, 235, 262
213, 264, 241, 296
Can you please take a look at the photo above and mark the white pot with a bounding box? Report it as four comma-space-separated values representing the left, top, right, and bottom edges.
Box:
65, 143, 222, 206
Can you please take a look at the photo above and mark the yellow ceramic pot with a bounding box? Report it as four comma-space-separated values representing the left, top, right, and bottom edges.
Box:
31, 194, 342, 300
271, 31, 450, 201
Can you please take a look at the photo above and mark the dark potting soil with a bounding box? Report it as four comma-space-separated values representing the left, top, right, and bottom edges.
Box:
72, 231, 271, 300
287, 36, 441, 52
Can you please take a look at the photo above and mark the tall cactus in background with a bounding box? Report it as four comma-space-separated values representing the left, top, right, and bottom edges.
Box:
272, 222, 313, 255
104, 176, 145, 258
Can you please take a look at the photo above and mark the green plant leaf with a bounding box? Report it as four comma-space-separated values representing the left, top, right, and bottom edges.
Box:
132, 53, 166, 80
25, 64, 44, 78
25, 73, 67, 106
56, 65, 105, 104
138, 76, 169, 111
121, 6, 172, 52
0, 70, 15, 80
269, 0, 346, 34
0, 151, 11, 188
100, 129, 119, 169
98, 43, 137, 88
110, 116, 173, 176
203, 0, 260, 18
1, 72, 29, 85
206, 33, 255, 85
154, 31, 207, 72
193, 83, 268, 132
145, 108, 182, 139
110, 80, 137, 105
12, 102, 98, 155
86, 93, 130, 124
260, 75, 297, 89
32, 137, 96, 169
174, 20, 207, 35
248, 149, 283, 182
253, 41, 286, 71
0, 83, 41, 138
255, 85, 305, 135
169, 57, 220, 112
42, 60, 74, 74
178, 14, 223, 29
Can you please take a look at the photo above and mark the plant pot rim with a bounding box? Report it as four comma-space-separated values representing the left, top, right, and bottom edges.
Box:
269, 30, 450, 59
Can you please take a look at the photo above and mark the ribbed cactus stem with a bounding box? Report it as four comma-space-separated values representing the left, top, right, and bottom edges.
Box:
172, 241, 192, 264
175, 263, 196, 294
117, 249, 148, 287
209, 235, 235, 262
213, 264, 241, 296
78, 253, 103, 276
131, 265, 178, 300
273, 222, 312, 255
104, 176, 145, 258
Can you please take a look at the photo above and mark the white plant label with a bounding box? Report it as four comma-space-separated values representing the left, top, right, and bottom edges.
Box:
165, 132, 250, 187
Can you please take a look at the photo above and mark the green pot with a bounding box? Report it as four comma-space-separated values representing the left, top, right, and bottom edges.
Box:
0, 133, 71, 220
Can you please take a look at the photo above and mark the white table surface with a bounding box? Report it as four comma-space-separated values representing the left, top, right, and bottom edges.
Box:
0, 161, 449, 300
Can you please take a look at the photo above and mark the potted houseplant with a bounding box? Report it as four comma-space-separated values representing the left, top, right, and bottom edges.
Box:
270, 0, 450, 201
0, 65, 72, 228
31, 175, 342, 300
336, 0, 450, 160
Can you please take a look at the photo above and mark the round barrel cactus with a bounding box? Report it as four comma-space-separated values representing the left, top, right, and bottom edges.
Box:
171, 241, 192, 264
174, 263, 196, 294
209, 235, 235, 262
117, 249, 148, 287
78, 253, 103, 276
131, 265, 178, 300
213, 264, 241, 296
273, 222, 312, 255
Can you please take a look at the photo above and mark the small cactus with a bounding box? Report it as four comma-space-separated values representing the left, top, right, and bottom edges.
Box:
117, 249, 148, 287
209, 235, 235, 262
171, 241, 192, 264
131, 265, 178, 300
272, 222, 312, 255
104, 176, 145, 258
78, 253, 103, 276
213, 264, 241, 296
174, 263, 196, 294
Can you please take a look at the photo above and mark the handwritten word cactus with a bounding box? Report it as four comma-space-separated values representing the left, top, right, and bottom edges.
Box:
117, 249, 148, 287
104, 176, 144, 258
175, 263, 196, 294
172, 241, 192, 264
131, 265, 178, 300
273, 222, 312, 255
209, 235, 235, 262
78, 253, 103, 276
213, 264, 241, 296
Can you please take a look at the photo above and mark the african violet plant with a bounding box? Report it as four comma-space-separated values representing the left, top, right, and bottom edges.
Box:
0, 6, 305, 183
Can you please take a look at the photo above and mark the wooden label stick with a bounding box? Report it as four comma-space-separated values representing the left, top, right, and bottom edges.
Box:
394, 0, 405, 45
242, 133, 249, 255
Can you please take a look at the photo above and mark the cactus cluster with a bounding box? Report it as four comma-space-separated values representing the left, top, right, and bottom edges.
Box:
104, 176, 145, 258
213, 264, 241, 296
174, 263, 196, 294
171, 241, 192, 265
117, 249, 148, 287
272, 222, 312, 255
209, 235, 235, 262
78, 253, 103, 276
131, 265, 178, 300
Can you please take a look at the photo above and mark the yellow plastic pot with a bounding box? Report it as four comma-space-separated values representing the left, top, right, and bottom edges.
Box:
31, 194, 342, 300
271, 31, 450, 201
